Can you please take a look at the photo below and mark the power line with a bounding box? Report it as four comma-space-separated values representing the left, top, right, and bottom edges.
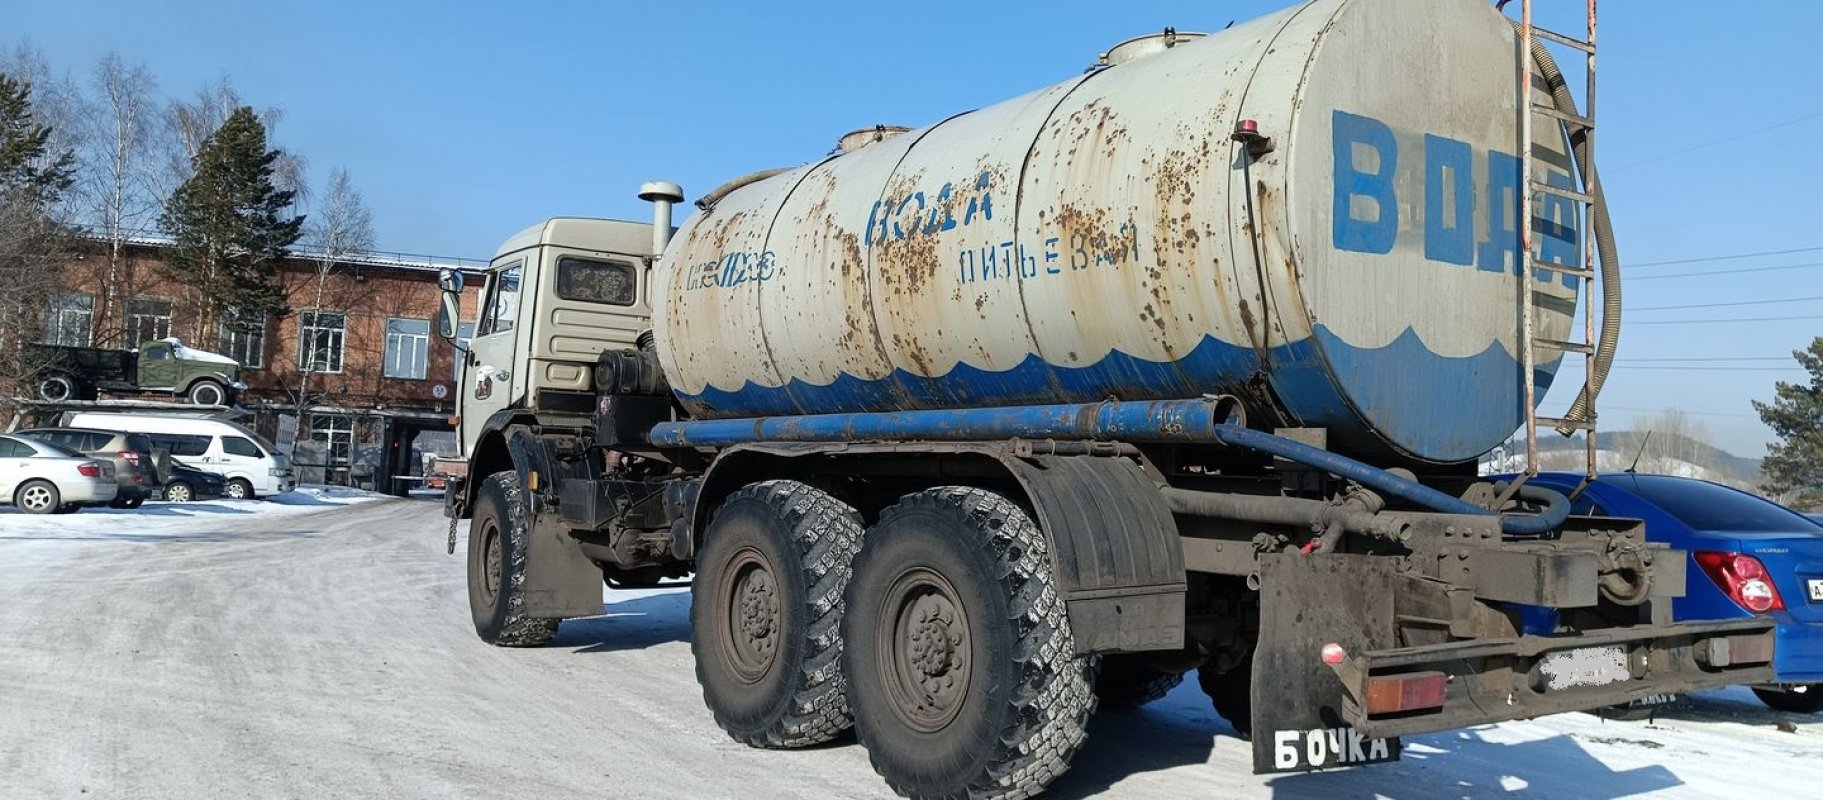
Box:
1610, 365, 1801, 372
1629, 261, 1823, 281
1615, 357, 1792, 362
1632, 295, 1823, 312
1625, 245, 1823, 269
1606, 109, 1823, 171
1629, 315, 1823, 326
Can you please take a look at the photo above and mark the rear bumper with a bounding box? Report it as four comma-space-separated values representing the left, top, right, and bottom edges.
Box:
64, 480, 119, 504
1772, 617, 1823, 682
1332, 617, 1777, 738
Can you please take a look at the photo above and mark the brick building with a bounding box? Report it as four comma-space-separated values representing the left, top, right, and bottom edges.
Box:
41, 234, 486, 486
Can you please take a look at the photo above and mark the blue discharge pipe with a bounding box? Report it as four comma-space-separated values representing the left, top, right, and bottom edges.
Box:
646, 398, 1568, 536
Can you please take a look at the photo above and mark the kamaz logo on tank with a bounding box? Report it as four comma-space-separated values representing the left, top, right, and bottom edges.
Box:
1330, 110, 1580, 287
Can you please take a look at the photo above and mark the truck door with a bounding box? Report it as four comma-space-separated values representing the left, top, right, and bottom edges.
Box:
459, 258, 530, 456
137, 342, 177, 390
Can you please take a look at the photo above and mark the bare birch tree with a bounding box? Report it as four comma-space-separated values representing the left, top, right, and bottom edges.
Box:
81, 53, 160, 345
292, 167, 374, 452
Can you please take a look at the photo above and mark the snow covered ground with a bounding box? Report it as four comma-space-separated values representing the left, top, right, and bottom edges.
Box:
0, 496, 1818, 799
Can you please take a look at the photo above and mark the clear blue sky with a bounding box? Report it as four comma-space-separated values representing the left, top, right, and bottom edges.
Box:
10, 0, 1822, 457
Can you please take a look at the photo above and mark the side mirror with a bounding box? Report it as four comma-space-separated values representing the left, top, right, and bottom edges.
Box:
436, 291, 461, 341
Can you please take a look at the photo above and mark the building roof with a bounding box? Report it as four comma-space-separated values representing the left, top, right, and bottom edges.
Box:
78, 229, 490, 277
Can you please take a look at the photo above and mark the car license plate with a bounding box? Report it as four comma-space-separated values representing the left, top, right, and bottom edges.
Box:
1809, 579, 1823, 603
1538, 645, 1630, 690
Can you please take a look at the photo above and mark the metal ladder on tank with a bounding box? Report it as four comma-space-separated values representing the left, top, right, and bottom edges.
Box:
1515, 0, 1600, 481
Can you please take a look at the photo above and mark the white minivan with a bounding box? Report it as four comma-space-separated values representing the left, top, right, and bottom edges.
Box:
66, 413, 296, 499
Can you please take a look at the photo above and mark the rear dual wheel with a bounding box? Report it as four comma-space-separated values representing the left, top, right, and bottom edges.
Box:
693, 480, 864, 748
843, 487, 1096, 800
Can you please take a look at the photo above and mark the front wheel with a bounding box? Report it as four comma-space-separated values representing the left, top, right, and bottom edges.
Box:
164, 482, 194, 503
843, 487, 1096, 800
1755, 685, 1823, 714
224, 478, 255, 500
15, 480, 62, 514
466, 471, 559, 646
693, 480, 864, 748
187, 380, 227, 406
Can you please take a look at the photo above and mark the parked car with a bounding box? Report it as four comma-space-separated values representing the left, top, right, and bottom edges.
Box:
65, 413, 294, 499
1528, 472, 1823, 713
13, 427, 160, 508
0, 433, 118, 514
29, 337, 244, 405
155, 458, 227, 503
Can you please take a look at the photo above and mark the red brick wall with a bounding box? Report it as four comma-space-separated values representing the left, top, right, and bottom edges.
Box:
60, 240, 483, 415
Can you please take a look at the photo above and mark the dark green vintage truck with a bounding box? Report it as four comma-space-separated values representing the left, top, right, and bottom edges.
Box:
29, 338, 244, 406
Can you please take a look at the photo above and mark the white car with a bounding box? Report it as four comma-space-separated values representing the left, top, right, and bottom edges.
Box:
65, 413, 295, 499
0, 433, 118, 514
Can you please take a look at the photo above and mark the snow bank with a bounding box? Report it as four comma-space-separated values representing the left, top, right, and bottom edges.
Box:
0, 485, 385, 541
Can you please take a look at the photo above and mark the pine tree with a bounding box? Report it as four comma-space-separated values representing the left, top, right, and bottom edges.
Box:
157, 106, 303, 345
0, 72, 75, 202
1753, 337, 1823, 508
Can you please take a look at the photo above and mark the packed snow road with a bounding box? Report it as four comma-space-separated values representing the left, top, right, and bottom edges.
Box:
2, 497, 1819, 799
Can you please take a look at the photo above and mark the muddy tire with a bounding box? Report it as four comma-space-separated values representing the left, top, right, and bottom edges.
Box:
1198, 659, 1253, 738
467, 471, 559, 647
693, 480, 864, 748
843, 487, 1095, 800
1755, 685, 1823, 714
1095, 654, 1185, 709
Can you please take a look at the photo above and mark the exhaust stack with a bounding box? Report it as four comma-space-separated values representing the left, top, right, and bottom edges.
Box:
638, 180, 685, 257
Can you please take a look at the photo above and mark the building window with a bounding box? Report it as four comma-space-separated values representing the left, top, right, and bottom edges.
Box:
384, 318, 430, 379
298, 311, 346, 373
219, 309, 267, 369
44, 292, 93, 346
307, 414, 354, 466
124, 298, 173, 346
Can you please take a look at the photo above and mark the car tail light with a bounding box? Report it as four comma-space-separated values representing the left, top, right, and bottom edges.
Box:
1695, 551, 1785, 613
119, 450, 141, 465
77, 462, 102, 478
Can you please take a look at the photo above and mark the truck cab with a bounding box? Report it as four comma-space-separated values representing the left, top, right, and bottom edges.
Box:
458, 217, 658, 458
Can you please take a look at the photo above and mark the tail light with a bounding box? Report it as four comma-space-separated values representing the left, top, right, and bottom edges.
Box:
1364, 671, 1449, 715
119, 450, 141, 465
77, 462, 102, 478
1695, 551, 1785, 613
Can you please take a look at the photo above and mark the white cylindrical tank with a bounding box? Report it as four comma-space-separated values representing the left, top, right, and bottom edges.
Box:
652, 0, 1586, 463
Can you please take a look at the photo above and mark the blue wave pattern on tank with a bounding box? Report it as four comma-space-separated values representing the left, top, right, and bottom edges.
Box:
677, 323, 1563, 463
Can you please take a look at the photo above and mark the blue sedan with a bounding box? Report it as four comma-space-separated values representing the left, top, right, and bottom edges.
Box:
1527, 473, 1823, 713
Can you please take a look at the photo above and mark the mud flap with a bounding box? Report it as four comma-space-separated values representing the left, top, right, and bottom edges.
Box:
1252, 553, 1402, 773
507, 429, 604, 619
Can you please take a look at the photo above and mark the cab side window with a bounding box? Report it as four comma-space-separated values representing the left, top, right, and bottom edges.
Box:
152, 434, 211, 457
480, 262, 524, 335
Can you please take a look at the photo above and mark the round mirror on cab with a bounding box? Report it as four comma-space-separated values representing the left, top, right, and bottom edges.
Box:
438, 268, 465, 293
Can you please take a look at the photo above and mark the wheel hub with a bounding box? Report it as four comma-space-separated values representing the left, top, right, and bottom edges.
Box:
881, 569, 972, 732
719, 549, 781, 683
482, 523, 502, 600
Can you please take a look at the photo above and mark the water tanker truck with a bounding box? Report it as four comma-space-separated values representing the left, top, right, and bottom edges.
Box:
437, 0, 1775, 796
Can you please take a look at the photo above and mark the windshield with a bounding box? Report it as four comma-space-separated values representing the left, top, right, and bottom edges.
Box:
1614, 475, 1823, 533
